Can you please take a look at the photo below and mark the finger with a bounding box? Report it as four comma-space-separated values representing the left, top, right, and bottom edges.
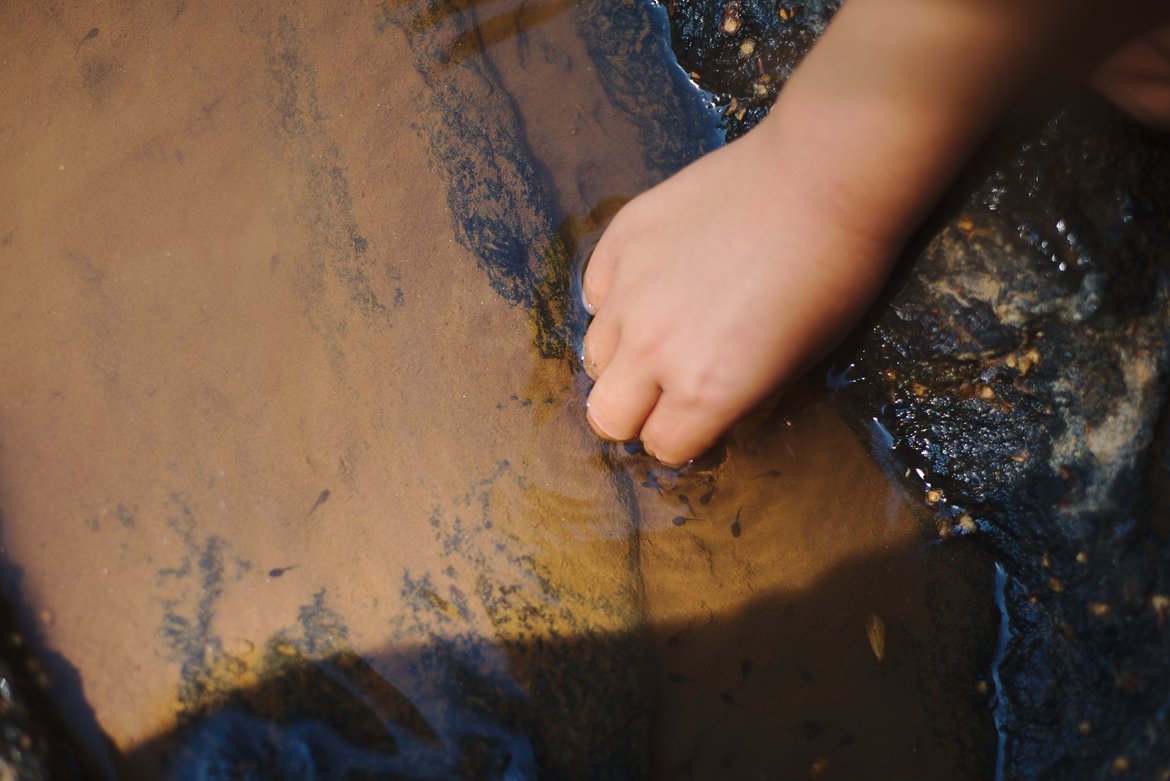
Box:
580, 310, 620, 381
585, 351, 661, 442
638, 390, 744, 467
581, 225, 621, 315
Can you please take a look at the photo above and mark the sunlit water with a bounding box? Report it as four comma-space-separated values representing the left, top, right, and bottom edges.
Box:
0, 1, 995, 778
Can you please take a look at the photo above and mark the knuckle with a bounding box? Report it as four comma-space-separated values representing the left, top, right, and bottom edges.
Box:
672, 367, 733, 413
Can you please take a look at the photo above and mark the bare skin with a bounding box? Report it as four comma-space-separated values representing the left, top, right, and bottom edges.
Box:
581, 0, 1170, 466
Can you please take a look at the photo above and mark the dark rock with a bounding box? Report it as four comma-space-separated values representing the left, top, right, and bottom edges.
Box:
666, 0, 841, 139
0, 594, 98, 780
836, 97, 1170, 779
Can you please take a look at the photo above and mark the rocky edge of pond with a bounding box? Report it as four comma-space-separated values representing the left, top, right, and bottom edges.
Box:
837, 98, 1170, 779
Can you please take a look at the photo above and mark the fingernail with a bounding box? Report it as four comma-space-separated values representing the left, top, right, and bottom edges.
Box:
643, 442, 686, 469
585, 407, 616, 441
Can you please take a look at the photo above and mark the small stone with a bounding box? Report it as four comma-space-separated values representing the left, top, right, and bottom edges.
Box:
1152, 594, 1169, 628
1115, 670, 1143, 694
979, 385, 995, 400
1088, 602, 1111, 618
912, 382, 929, 397
721, 16, 740, 33
1077, 720, 1093, 736
1017, 347, 1040, 375
739, 39, 755, 57
752, 82, 768, 97
975, 679, 989, 696
1112, 756, 1131, 775
1076, 550, 1089, 564
958, 514, 977, 533
1049, 577, 1064, 594
925, 489, 942, 505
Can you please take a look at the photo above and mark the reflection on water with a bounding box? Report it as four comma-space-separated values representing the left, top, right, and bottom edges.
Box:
385, 0, 581, 66
0, 0, 994, 778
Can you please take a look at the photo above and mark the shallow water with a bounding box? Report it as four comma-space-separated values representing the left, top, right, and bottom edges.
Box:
0, 1, 994, 778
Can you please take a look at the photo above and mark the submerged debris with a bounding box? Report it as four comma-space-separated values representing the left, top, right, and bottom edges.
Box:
865, 613, 886, 664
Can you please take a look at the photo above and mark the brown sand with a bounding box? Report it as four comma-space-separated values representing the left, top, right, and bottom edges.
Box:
0, 1, 988, 778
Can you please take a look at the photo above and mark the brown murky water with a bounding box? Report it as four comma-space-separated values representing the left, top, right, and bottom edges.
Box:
0, 1, 995, 778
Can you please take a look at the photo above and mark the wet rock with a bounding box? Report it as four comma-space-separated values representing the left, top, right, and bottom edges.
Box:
836, 97, 1170, 780
0, 598, 96, 780
666, 0, 840, 138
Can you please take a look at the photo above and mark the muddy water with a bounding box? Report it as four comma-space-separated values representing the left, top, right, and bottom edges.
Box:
0, 1, 993, 779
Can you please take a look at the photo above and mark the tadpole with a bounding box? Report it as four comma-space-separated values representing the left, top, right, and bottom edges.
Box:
308, 488, 331, 514
729, 508, 743, 538
75, 27, 99, 53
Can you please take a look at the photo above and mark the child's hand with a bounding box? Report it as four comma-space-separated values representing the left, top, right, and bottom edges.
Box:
580, 0, 1096, 465
581, 117, 896, 466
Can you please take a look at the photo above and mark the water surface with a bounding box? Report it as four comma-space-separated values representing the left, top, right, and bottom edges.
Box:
0, 1, 994, 777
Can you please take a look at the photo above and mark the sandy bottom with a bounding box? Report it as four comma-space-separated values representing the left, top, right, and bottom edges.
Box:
0, 1, 994, 778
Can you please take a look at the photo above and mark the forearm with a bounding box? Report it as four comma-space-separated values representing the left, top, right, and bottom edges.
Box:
758, 0, 1082, 247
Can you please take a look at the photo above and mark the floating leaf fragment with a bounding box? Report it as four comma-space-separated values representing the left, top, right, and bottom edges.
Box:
866, 613, 886, 663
